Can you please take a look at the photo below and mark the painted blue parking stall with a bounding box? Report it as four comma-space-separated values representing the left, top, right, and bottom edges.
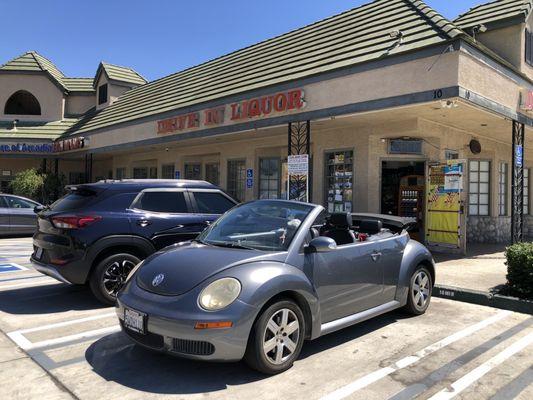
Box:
0, 262, 28, 273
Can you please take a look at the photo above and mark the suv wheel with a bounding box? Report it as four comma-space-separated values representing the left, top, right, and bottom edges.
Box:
89, 253, 141, 305
244, 299, 305, 374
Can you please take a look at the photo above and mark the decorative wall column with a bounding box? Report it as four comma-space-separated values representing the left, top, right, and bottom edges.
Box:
511, 120, 525, 243
288, 121, 311, 202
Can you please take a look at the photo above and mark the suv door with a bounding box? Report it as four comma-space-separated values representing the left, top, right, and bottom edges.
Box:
0, 196, 10, 234
188, 189, 238, 226
5, 195, 38, 234
128, 189, 209, 250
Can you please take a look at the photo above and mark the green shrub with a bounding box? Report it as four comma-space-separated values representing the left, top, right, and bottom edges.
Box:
10, 168, 44, 200
506, 242, 533, 299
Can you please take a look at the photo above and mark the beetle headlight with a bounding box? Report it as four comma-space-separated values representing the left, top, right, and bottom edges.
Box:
199, 278, 241, 311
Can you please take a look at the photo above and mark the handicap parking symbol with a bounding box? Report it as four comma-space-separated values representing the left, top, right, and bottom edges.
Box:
0, 263, 27, 273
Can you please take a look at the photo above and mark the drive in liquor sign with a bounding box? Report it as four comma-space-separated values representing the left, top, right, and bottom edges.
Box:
157, 89, 305, 135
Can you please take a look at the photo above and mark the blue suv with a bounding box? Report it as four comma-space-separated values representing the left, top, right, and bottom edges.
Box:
31, 180, 238, 304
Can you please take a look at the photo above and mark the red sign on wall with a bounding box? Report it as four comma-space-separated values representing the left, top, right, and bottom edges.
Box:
520, 89, 533, 111
157, 89, 305, 135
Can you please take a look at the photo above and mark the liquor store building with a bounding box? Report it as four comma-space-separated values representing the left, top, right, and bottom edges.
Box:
1, 0, 533, 253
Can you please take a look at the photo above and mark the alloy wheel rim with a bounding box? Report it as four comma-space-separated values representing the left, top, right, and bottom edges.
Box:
102, 259, 136, 297
412, 270, 430, 309
262, 308, 300, 365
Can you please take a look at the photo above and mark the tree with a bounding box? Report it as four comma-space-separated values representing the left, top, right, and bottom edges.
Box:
10, 168, 44, 201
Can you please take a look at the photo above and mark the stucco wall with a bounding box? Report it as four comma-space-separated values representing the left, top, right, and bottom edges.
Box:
0, 74, 65, 122
65, 94, 95, 116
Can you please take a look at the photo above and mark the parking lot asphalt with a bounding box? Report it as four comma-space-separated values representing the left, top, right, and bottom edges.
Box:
0, 237, 531, 400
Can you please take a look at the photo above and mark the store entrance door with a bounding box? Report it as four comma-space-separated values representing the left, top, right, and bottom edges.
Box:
381, 161, 425, 241
425, 161, 466, 254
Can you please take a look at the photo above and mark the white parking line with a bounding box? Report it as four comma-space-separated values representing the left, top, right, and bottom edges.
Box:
0, 278, 59, 290
7, 312, 118, 350
319, 311, 512, 400
428, 331, 533, 400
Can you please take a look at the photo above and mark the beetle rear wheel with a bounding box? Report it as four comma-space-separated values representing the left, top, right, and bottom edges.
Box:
404, 265, 433, 315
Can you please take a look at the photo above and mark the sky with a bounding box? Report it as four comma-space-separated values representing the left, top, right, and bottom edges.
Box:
1, 0, 483, 81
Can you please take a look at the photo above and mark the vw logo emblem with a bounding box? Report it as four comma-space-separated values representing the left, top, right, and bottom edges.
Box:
152, 273, 165, 287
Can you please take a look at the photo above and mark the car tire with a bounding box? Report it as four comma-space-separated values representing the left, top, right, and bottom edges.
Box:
89, 253, 141, 305
244, 299, 305, 375
403, 265, 433, 315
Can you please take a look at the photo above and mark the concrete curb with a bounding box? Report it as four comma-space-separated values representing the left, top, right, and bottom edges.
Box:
434, 284, 533, 315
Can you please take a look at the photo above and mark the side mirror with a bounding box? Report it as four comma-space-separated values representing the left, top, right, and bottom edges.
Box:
34, 205, 45, 214
305, 237, 337, 254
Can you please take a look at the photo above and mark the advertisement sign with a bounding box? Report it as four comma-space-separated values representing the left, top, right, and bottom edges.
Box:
0, 143, 53, 154
515, 145, 524, 167
444, 164, 463, 193
287, 154, 309, 176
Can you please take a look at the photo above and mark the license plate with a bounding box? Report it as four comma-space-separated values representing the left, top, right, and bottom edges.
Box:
34, 247, 43, 260
123, 308, 146, 335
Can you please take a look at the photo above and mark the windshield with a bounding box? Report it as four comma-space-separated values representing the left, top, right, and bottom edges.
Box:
49, 188, 99, 212
198, 201, 314, 251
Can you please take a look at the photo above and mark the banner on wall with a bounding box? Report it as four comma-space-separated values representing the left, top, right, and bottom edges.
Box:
426, 161, 463, 248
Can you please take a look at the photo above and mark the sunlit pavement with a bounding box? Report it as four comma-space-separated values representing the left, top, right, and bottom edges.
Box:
0, 237, 531, 400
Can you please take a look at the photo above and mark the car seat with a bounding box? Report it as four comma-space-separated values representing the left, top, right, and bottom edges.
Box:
320, 213, 356, 245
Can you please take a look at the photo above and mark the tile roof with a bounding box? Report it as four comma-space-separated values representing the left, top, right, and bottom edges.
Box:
0, 52, 140, 93
455, 0, 533, 30
96, 62, 147, 87
65, 0, 463, 135
62, 78, 95, 92
0, 119, 80, 140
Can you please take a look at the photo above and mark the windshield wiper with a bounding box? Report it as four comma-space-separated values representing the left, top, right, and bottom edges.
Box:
205, 240, 255, 250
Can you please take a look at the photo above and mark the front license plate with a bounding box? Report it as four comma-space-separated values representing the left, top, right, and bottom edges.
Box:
34, 247, 43, 260
124, 308, 146, 335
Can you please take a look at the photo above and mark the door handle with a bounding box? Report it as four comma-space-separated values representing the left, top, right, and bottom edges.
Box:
136, 219, 151, 227
370, 252, 382, 262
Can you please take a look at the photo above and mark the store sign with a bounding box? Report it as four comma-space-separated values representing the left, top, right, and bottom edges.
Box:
157, 89, 305, 135
0, 143, 53, 153
288, 154, 309, 176
520, 89, 533, 111
53, 137, 86, 153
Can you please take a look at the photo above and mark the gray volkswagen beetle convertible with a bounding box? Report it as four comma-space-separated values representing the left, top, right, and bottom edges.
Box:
116, 200, 435, 374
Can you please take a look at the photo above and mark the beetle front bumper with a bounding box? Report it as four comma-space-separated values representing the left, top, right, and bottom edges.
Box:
116, 281, 258, 362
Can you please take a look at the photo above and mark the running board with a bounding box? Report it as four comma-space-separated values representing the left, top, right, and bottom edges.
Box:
320, 300, 401, 336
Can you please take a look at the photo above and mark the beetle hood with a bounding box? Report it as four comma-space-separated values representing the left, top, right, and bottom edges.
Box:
136, 242, 285, 296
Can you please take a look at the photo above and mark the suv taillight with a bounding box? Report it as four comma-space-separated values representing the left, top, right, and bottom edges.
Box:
51, 215, 102, 229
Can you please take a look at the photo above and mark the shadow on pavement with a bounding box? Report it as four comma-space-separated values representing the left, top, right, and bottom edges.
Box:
85, 311, 402, 395
433, 243, 507, 263
0, 283, 107, 314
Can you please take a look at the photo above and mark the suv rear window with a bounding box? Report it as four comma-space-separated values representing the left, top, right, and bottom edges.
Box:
134, 191, 189, 213
193, 191, 235, 214
50, 191, 97, 212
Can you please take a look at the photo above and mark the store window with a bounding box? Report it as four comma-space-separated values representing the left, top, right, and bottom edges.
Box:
499, 163, 508, 216
469, 160, 490, 216
133, 167, 148, 179
227, 159, 246, 202
69, 172, 85, 184
325, 150, 354, 213
184, 163, 201, 180
4, 90, 41, 115
115, 168, 126, 180
205, 163, 220, 186
161, 164, 175, 179
149, 167, 158, 179
259, 158, 281, 199
526, 29, 533, 66
524, 168, 530, 215
98, 84, 108, 105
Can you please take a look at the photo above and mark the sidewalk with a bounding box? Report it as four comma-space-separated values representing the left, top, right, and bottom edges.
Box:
434, 243, 508, 293
433, 243, 533, 314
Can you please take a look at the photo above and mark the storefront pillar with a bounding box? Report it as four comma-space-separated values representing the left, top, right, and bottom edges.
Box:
511, 120, 525, 243
288, 121, 311, 202
84, 153, 93, 183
